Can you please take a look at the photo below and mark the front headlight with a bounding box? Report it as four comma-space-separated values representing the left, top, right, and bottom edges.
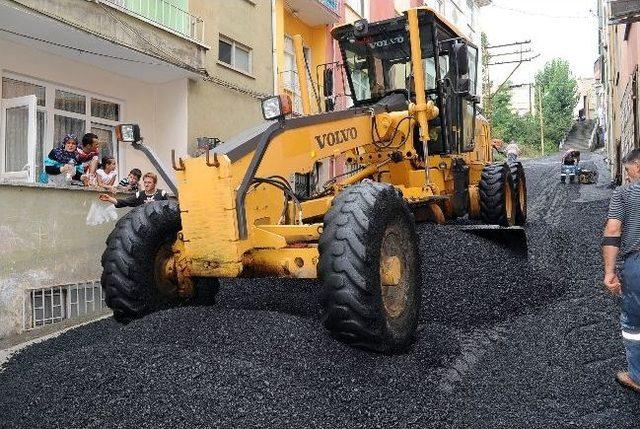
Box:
115, 124, 141, 143
261, 95, 292, 120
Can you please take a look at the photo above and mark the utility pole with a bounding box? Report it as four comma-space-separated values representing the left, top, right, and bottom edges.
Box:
486, 40, 539, 100
538, 85, 545, 156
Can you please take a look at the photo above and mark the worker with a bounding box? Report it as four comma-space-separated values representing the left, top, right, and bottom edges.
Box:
504, 140, 520, 163
602, 148, 640, 395
99, 171, 167, 208
563, 148, 581, 166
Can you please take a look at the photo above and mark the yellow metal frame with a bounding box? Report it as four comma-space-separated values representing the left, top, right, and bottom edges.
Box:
171, 7, 494, 282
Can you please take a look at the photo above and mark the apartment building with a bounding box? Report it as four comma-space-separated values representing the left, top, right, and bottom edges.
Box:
597, 0, 640, 182
274, 0, 341, 114
0, 0, 272, 338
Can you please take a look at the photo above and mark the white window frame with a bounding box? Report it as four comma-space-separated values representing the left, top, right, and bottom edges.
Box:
0, 95, 37, 181
1, 71, 123, 183
283, 35, 312, 114
217, 35, 253, 75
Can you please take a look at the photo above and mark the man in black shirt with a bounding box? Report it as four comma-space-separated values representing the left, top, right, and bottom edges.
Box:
99, 172, 168, 208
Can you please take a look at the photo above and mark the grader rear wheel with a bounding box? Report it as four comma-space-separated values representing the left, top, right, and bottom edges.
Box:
101, 200, 219, 323
318, 180, 421, 353
479, 163, 517, 227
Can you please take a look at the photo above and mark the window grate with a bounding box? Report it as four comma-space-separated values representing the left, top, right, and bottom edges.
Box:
24, 281, 107, 330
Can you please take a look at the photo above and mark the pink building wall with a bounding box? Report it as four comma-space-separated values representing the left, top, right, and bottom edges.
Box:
616, 23, 640, 92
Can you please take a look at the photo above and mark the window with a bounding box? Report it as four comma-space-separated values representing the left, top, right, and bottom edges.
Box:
1, 75, 121, 183
283, 36, 297, 92
218, 36, 252, 74
346, 0, 366, 17
2, 78, 45, 106
283, 35, 312, 114
91, 99, 120, 121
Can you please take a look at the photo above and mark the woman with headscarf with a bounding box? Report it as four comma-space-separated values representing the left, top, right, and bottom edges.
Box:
44, 134, 84, 181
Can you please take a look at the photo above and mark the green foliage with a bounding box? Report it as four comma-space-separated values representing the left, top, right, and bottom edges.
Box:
487, 58, 578, 157
491, 85, 538, 151
535, 59, 579, 148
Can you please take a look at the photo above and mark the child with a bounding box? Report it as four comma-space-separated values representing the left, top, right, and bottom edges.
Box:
118, 168, 142, 192
96, 156, 118, 191
44, 134, 83, 182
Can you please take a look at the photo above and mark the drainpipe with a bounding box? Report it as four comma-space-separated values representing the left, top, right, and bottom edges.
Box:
271, 0, 278, 95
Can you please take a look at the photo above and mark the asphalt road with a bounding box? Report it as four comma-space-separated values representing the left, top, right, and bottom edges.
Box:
0, 152, 638, 428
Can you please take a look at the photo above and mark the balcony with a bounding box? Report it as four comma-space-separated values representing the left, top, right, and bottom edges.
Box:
4, 0, 207, 76
101, 0, 205, 44
285, 0, 341, 26
610, 0, 640, 24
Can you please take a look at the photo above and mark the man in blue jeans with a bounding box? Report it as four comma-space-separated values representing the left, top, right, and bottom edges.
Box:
603, 148, 640, 394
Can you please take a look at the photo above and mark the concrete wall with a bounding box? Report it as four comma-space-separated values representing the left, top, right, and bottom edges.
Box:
0, 37, 189, 190
187, 0, 273, 151
0, 183, 131, 339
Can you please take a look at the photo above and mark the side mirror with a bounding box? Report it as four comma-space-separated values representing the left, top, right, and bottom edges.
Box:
456, 77, 470, 95
115, 124, 141, 143
323, 68, 334, 98
453, 42, 469, 76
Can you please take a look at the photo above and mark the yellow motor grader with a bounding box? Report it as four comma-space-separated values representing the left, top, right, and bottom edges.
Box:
102, 8, 527, 353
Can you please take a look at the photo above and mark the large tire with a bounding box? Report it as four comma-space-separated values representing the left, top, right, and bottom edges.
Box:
508, 162, 527, 225
479, 163, 517, 227
101, 200, 219, 323
318, 180, 421, 353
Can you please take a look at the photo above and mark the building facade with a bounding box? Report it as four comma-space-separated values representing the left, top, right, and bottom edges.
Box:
0, 0, 272, 338
597, 0, 640, 182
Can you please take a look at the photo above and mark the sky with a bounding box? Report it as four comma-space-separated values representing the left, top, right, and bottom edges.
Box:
479, 0, 599, 85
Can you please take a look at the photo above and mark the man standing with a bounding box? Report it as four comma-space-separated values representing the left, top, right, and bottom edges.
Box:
603, 148, 640, 394
505, 140, 520, 163
78, 133, 101, 185
99, 172, 167, 207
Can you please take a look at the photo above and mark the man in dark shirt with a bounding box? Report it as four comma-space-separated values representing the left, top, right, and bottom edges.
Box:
99, 171, 167, 207
563, 148, 581, 165
603, 148, 640, 394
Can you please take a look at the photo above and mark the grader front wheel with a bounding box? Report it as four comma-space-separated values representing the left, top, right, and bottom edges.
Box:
318, 180, 421, 353
101, 200, 219, 323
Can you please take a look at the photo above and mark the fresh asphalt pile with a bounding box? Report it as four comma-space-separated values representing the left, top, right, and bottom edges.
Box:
1, 152, 638, 428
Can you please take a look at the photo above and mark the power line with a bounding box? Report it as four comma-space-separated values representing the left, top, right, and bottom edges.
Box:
489, 3, 596, 20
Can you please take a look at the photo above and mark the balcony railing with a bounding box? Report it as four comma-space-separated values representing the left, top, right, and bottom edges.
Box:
321, 0, 340, 12
101, 0, 205, 43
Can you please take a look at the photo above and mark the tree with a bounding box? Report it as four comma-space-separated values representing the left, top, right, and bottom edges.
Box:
481, 32, 492, 118
535, 59, 578, 151
490, 84, 540, 156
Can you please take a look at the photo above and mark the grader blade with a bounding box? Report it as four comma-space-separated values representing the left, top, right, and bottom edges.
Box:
460, 225, 528, 258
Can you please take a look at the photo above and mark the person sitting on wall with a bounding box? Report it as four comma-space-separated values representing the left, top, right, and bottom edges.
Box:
95, 156, 118, 191
117, 168, 142, 192
78, 133, 101, 186
44, 134, 83, 182
99, 172, 167, 207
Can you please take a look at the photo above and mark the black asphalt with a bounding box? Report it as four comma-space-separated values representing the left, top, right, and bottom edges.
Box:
0, 152, 638, 428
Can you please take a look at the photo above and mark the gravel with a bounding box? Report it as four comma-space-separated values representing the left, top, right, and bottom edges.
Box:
1, 152, 638, 428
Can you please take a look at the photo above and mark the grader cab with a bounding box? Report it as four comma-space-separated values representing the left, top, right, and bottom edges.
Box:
101, 8, 527, 353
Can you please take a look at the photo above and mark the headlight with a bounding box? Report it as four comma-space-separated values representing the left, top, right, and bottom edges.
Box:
261, 95, 292, 120
115, 124, 141, 143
